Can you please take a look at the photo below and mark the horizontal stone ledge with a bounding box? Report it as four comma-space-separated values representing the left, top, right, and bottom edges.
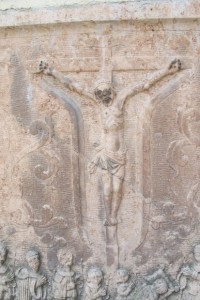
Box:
0, 0, 200, 28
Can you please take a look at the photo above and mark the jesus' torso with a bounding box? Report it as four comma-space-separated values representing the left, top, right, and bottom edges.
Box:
100, 100, 125, 153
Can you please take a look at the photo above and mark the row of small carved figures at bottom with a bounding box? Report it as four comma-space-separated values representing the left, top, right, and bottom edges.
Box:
0, 242, 199, 300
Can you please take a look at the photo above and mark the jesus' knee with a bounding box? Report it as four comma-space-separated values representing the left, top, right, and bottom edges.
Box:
113, 180, 123, 195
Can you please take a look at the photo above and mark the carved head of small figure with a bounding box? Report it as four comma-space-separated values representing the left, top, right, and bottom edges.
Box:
57, 248, 73, 267
116, 268, 130, 283
87, 267, 103, 286
26, 250, 40, 272
153, 278, 168, 295
193, 244, 200, 262
94, 81, 115, 106
0, 243, 7, 264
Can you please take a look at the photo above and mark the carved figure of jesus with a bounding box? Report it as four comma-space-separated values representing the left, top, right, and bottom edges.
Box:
40, 59, 181, 226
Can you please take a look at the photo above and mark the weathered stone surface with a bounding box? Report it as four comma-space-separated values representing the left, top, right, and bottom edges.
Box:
0, 1, 200, 299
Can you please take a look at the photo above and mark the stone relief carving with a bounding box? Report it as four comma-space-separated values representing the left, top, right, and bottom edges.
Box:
0, 243, 14, 300
6, 116, 68, 247
52, 249, 78, 300
1, 241, 200, 299
133, 268, 179, 300
165, 105, 200, 240
38, 56, 186, 270
29, 117, 58, 182
12, 115, 59, 187
178, 243, 200, 299
1, 8, 200, 299
115, 268, 135, 300
39, 59, 181, 227
39, 77, 88, 247
7, 201, 67, 248
167, 106, 200, 178
84, 267, 109, 300
15, 250, 47, 300
150, 201, 189, 231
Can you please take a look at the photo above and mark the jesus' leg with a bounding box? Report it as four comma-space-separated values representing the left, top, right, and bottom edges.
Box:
101, 169, 113, 226
111, 166, 125, 225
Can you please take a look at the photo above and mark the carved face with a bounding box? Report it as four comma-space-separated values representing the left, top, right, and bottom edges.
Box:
94, 83, 114, 106
116, 269, 129, 283
88, 269, 103, 285
27, 256, 40, 272
194, 245, 200, 262
58, 251, 73, 267
154, 278, 168, 295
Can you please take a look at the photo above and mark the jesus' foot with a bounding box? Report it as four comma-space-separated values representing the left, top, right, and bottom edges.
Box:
104, 217, 117, 226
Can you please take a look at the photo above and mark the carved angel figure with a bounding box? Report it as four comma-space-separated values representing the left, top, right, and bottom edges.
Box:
132, 268, 179, 300
0, 243, 14, 300
15, 250, 47, 300
178, 243, 200, 299
84, 267, 108, 300
115, 268, 135, 300
52, 249, 77, 300
39, 59, 181, 226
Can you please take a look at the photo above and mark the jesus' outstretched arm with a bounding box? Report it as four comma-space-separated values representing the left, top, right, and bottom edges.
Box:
116, 59, 181, 108
39, 61, 94, 101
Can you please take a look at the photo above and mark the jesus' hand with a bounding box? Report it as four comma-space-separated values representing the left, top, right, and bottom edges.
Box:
168, 59, 181, 74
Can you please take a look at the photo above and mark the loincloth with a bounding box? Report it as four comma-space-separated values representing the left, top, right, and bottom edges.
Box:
92, 147, 126, 175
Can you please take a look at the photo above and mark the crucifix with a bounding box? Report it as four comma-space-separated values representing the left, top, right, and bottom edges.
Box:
39, 34, 182, 267
39, 59, 181, 225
